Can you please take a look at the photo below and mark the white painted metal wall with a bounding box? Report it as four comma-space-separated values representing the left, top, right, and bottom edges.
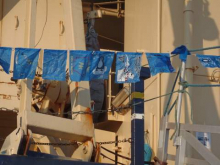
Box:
124, 0, 220, 164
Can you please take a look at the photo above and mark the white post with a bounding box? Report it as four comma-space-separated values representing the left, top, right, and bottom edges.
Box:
175, 136, 186, 165
183, 0, 194, 159
184, 0, 194, 123
18, 0, 37, 134
175, 0, 194, 157
176, 61, 186, 136
62, 0, 94, 128
157, 116, 170, 162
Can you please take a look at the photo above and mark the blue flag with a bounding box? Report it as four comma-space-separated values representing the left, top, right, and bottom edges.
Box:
90, 51, 114, 80
43, 49, 67, 81
13, 48, 41, 79
197, 54, 220, 68
0, 47, 12, 74
171, 45, 191, 62
146, 53, 175, 76
115, 52, 142, 83
69, 50, 92, 81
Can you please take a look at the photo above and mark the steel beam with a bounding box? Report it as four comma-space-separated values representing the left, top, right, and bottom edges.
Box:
26, 111, 93, 142
131, 67, 150, 165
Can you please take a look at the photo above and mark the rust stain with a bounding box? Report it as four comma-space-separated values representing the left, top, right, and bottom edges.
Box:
0, 82, 15, 85
75, 82, 79, 99
1, 94, 12, 100
75, 82, 79, 88
84, 107, 93, 123
84, 141, 89, 146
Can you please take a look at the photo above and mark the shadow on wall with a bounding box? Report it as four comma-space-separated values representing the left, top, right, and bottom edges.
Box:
165, 0, 220, 158
1, 0, 19, 20
95, 15, 124, 51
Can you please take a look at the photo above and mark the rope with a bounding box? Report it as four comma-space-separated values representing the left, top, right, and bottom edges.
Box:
189, 46, 220, 53
143, 45, 220, 67
170, 90, 193, 140
131, 90, 182, 107
167, 97, 178, 115
35, 0, 48, 47
170, 99, 178, 140
163, 69, 180, 116
180, 81, 220, 88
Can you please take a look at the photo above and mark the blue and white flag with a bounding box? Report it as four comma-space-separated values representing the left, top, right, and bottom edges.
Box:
146, 53, 175, 76
115, 52, 142, 83
69, 50, 92, 81
90, 51, 114, 80
196, 54, 220, 68
43, 49, 67, 81
0, 47, 12, 74
13, 48, 41, 79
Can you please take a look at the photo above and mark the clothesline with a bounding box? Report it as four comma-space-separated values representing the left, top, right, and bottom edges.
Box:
0, 45, 220, 84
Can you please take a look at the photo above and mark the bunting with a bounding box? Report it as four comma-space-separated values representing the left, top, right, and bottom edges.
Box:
90, 51, 115, 80
69, 50, 92, 81
0, 47, 12, 74
146, 53, 175, 76
115, 52, 142, 83
13, 48, 40, 79
196, 54, 220, 68
1, 45, 220, 83
42, 49, 67, 81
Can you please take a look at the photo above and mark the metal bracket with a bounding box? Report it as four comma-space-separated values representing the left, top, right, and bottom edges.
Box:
131, 92, 144, 100
174, 136, 182, 146
87, 10, 102, 19
131, 113, 144, 120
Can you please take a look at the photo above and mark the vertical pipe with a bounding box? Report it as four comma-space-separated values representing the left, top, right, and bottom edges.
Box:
108, 68, 112, 110
175, 62, 186, 165
176, 62, 186, 132
183, 0, 194, 159
131, 79, 145, 165
0, 0, 3, 46
184, 0, 194, 122
115, 135, 118, 165
156, 0, 162, 156
176, 0, 194, 136
150, 113, 154, 148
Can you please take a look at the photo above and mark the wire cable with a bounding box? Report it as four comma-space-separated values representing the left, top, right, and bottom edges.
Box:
100, 153, 125, 165
35, 0, 48, 47
170, 90, 193, 140
180, 81, 220, 88
98, 34, 124, 45
189, 46, 220, 53
163, 68, 180, 116
101, 146, 131, 160
131, 90, 181, 107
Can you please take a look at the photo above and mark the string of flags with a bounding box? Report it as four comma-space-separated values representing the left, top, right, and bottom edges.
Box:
0, 46, 219, 83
